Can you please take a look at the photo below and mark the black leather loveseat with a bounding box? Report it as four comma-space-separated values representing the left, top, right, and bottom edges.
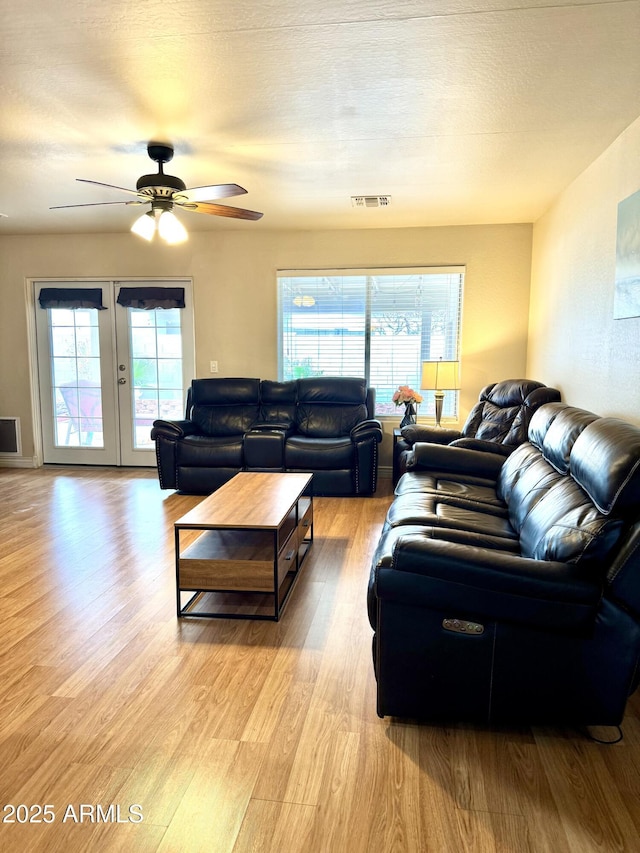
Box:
151, 376, 383, 496
368, 402, 640, 726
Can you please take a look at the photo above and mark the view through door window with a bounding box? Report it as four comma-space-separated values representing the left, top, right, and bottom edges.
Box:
51, 307, 104, 448
129, 307, 185, 449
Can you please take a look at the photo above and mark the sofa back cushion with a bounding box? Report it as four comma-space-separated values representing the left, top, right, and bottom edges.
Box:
527, 401, 567, 450
189, 378, 261, 436
570, 417, 640, 516
259, 380, 297, 425
295, 377, 369, 437
517, 473, 624, 563
498, 403, 640, 566
538, 406, 600, 474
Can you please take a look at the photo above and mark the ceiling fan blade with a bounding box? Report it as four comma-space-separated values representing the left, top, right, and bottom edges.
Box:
183, 201, 263, 220
76, 178, 144, 198
176, 183, 248, 202
50, 200, 144, 209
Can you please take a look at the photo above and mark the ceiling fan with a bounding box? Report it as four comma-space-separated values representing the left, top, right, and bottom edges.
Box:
50, 141, 263, 243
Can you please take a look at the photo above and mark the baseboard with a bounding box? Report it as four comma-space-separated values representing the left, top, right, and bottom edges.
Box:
0, 456, 39, 469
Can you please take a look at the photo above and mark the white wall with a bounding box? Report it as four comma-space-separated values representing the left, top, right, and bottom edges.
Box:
0, 223, 533, 468
528, 115, 640, 424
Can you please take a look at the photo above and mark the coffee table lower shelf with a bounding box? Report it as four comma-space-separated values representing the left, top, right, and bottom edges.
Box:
175, 491, 313, 621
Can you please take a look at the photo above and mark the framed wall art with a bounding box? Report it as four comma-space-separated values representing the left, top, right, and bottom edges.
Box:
614, 188, 640, 319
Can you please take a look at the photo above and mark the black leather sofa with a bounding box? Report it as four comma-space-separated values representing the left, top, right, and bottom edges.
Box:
151, 376, 383, 496
368, 402, 640, 726
394, 378, 561, 483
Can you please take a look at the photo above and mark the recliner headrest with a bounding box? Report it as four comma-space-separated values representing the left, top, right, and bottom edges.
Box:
297, 376, 367, 404
528, 402, 566, 451
464, 381, 561, 447
191, 378, 260, 406
540, 406, 599, 474
571, 418, 640, 515
260, 379, 297, 404
481, 379, 546, 407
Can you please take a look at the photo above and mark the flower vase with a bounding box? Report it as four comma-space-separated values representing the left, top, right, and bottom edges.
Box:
400, 402, 417, 428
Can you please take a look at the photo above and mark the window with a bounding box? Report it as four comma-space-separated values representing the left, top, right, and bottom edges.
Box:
278, 267, 464, 418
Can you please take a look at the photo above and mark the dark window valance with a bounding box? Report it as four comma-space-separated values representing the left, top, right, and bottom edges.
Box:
116, 287, 186, 310
38, 288, 106, 310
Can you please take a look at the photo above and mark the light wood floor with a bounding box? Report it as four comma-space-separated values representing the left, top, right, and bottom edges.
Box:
1, 466, 639, 853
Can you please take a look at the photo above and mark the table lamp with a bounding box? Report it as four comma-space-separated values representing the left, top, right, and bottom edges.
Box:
421, 359, 460, 428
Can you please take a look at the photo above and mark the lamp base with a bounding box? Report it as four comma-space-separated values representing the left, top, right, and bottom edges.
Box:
434, 391, 445, 428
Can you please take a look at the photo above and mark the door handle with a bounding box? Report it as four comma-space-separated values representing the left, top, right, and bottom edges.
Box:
118, 378, 127, 385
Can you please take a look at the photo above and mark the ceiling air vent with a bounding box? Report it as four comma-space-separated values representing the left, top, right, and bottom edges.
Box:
351, 195, 391, 208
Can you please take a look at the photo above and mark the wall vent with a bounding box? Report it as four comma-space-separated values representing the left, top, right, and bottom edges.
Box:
0, 417, 21, 455
351, 195, 391, 208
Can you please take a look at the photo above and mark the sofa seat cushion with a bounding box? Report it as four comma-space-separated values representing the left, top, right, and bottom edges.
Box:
373, 524, 520, 572
285, 435, 353, 470
177, 434, 245, 467
395, 472, 504, 508
386, 493, 515, 538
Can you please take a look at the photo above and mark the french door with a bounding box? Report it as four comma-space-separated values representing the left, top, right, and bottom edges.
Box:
34, 280, 194, 466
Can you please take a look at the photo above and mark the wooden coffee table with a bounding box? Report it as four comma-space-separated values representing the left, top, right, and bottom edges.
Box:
174, 472, 313, 620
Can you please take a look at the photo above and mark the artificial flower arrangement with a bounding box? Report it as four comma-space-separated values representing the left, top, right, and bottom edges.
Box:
392, 385, 423, 406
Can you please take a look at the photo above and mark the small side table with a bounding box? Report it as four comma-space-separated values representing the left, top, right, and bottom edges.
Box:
392, 428, 404, 487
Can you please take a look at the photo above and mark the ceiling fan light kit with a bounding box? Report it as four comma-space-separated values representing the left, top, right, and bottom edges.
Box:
131, 199, 188, 245
51, 141, 263, 243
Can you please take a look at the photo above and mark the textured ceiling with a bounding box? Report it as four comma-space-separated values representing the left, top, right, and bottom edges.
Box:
1, 0, 639, 235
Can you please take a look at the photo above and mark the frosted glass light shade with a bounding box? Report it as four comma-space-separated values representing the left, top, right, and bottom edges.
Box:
131, 211, 155, 241
157, 210, 188, 244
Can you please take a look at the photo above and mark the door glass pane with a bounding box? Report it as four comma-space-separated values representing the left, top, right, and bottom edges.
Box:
158, 358, 182, 387
129, 307, 184, 449
49, 308, 104, 448
159, 388, 184, 420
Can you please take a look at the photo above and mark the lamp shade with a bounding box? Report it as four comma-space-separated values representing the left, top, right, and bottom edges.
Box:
421, 359, 460, 391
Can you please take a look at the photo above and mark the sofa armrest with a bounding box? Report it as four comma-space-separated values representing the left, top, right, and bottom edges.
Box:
244, 424, 292, 470
408, 442, 505, 479
151, 419, 201, 490
249, 421, 295, 435
151, 419, 200, 440
375, 535, 601, 631
401, 424, 462, 446
350, 418, 383, 442
449, 437, 513, 456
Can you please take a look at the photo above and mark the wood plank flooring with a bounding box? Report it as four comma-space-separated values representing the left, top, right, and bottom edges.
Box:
0, 466, 639, 852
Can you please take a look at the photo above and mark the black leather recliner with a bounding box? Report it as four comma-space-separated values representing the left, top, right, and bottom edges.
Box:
394, 379, 561, 483
151, 376, 383, 496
